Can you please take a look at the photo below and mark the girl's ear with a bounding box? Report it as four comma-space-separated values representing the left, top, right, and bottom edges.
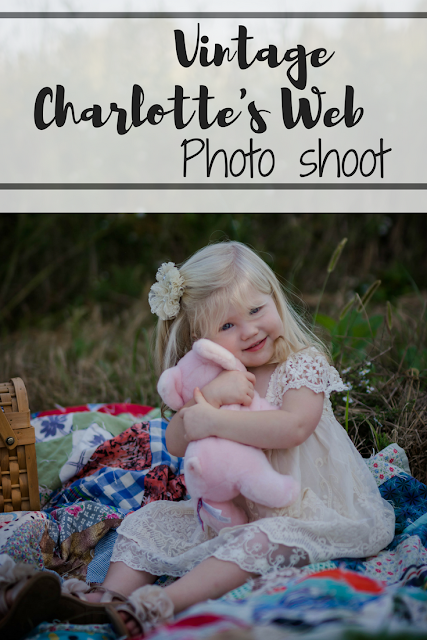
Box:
193, 339, 247, 372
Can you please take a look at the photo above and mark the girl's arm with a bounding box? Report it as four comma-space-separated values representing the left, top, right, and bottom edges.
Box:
165, 370, 256, 457
180, 386, 324, 450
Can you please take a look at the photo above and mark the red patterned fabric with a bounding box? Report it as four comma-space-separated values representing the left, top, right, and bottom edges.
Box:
143, 465, 187, 505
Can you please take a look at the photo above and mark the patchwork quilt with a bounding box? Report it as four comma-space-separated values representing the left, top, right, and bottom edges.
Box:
0, 404, 426, 639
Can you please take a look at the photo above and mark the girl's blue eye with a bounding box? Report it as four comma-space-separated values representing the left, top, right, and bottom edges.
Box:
220, 322, 233, 331
250, 307, 260, 315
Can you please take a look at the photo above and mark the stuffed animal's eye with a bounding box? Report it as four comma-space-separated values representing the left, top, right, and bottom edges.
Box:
220, 322, 233, 331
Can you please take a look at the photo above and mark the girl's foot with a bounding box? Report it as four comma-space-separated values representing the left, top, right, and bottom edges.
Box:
84, 591, 140, 636
57, 581, 128, 636
63, 583, 174, 637
112, 584, 174, 637
118, 610, 141, 637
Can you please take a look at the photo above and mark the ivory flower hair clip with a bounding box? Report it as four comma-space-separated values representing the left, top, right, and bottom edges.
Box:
148, 262, 185, 320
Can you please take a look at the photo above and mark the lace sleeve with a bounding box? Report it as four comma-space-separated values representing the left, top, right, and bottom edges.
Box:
266, 348, 348, 406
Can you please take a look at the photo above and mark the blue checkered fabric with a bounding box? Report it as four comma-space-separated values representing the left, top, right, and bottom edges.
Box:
149, 418, 185, 475
64, 467, 148, 512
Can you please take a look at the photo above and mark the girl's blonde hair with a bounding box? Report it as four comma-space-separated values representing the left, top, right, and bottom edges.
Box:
154, 241, 328, 374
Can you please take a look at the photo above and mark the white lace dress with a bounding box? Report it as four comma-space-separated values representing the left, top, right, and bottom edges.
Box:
111, 348, 395, 576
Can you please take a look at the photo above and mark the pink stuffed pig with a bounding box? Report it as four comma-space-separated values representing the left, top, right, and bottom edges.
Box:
157, 339, 300, 532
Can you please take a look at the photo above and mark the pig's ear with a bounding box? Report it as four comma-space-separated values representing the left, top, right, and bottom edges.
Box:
193, 339, 246, 372
185, 456, 202, 477
157, 367, 184, 411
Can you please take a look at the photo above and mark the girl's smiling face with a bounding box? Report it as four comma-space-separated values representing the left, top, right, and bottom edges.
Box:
208, 286, 284, 369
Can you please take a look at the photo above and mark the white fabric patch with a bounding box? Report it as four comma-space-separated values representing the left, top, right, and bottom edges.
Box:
32, 413, 74, 442
58, 423, 113, 484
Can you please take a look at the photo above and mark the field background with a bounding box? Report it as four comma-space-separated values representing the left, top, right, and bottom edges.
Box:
1, 213, 426, 482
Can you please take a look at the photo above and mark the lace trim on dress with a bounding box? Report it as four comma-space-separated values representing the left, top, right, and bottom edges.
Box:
111, 501, 311, 576
266, 347, 348, 407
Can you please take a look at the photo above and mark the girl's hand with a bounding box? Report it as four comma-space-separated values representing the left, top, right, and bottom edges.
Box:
202, 370, 256, 409
180, 388, 220, 441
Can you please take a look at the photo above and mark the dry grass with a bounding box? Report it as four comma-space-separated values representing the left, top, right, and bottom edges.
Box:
333, 364, 427, 485
0, 303, 160, 411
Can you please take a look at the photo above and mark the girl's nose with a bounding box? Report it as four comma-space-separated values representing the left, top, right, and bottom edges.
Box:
241, 322, 258, 341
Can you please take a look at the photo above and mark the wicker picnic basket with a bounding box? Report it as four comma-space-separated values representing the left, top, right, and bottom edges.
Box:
0, 377, 40, 512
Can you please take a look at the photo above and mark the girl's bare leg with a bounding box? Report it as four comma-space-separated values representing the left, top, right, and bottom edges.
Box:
86, 561, 156, 602
164, 556, 256, 614
103, 561, 157, 595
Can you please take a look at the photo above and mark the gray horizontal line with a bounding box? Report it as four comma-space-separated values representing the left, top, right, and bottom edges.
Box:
1, 12, 426, 19
1, 184, 426, 190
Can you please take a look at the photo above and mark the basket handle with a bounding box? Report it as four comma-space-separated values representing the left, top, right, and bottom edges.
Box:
11, 377, 29, 412
0, 408, 18, 449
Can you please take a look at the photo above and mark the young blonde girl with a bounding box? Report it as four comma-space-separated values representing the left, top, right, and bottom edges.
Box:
81, 241, 395, 635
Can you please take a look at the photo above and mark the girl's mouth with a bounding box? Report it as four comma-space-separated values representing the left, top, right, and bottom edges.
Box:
244, 337, 267, 352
